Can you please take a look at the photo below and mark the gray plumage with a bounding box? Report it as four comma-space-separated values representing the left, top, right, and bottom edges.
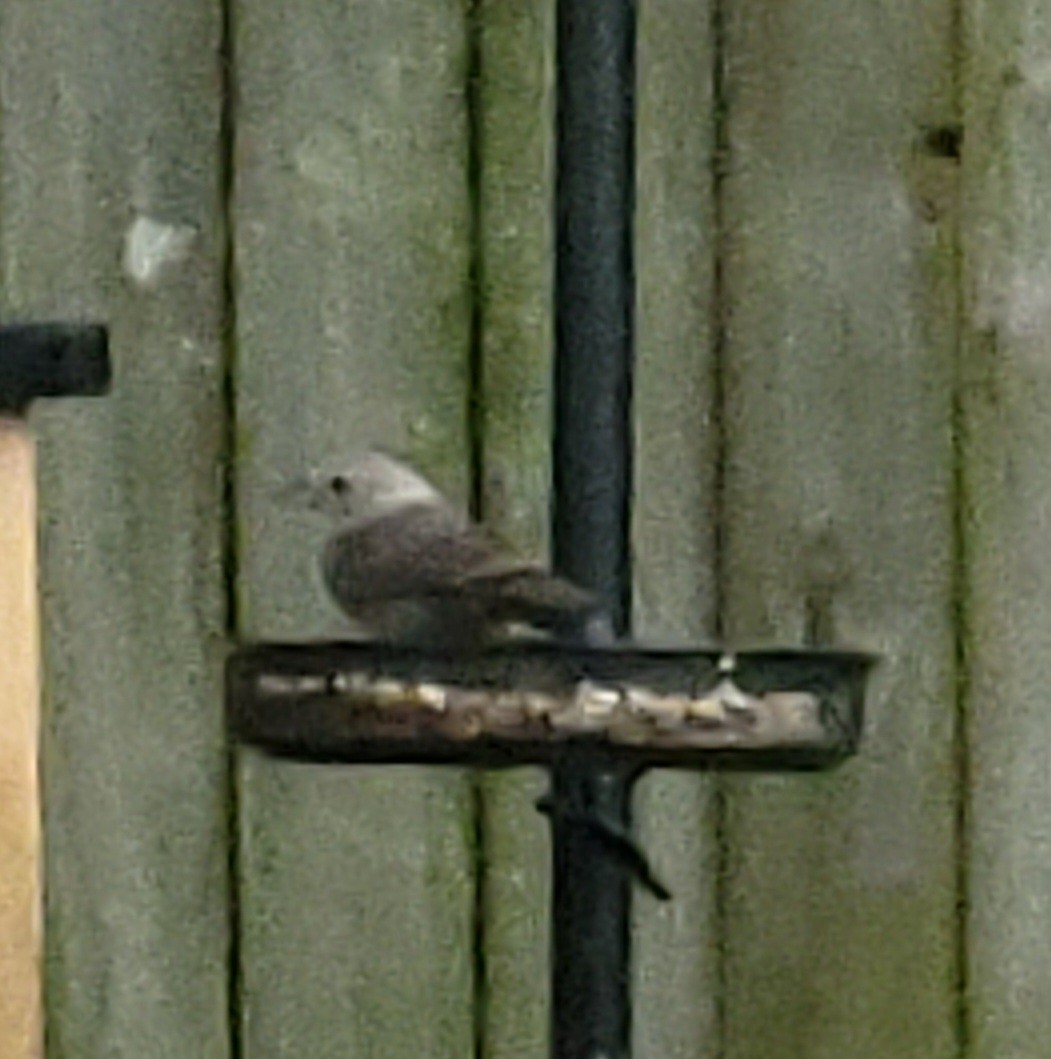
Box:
299, 451, 602, 647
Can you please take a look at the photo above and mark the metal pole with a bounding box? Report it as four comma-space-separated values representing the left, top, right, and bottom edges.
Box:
548, 754, 638, 1059
553, 0, 636, 619
550, 0, 636, 1057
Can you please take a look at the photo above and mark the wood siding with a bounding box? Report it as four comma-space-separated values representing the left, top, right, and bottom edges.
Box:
1, 0, 1047, 1055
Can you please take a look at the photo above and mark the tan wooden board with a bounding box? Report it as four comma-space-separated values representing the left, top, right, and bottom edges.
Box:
0, 422, 43, 1059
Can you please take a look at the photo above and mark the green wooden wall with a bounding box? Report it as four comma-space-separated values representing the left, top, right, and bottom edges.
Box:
2, 0, 1049, 1055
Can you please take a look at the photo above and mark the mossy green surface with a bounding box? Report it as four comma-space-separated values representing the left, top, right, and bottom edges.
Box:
232, 2, 476, 1056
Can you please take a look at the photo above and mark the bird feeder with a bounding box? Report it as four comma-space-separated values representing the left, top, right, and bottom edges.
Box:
227, 1, 878, 1057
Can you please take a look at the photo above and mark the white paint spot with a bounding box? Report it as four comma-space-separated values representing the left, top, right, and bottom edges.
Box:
123, 215, 196, 288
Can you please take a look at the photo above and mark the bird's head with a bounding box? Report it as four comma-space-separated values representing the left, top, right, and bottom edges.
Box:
293, 450, 444, 525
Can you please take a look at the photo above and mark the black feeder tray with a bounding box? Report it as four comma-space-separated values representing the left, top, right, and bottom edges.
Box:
228, 640, 874, 772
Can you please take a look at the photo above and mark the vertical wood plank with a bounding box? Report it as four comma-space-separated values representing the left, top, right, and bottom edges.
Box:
474, 1, 556, 1056
0, 1, 230, 1055
0, 424, 42, 1058
476, 3, 721, 1057
719, 1, 960, 1056
962, 7, 1051, 1056
233, 2, 475, 1056
633, 0, 721, 1056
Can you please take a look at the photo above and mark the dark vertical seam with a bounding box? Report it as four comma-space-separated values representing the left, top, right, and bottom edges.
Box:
470, 779, 490, 1059
467, 0, 486, 526
218, 0, 243, 1054
465, 4, 488, 1058
709, 0, 730, 1054
947, 0, 970, 1053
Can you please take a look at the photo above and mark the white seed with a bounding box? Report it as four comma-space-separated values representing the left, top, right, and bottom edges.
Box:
523, 692, 559, 719
685, 695, 727, 724
370, 679, 407, 707
412, 683, 449, 713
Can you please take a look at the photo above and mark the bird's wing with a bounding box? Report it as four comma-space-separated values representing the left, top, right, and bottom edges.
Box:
324, 503, 517, 603
324, 503, 598, 625
457, 561, 599, 617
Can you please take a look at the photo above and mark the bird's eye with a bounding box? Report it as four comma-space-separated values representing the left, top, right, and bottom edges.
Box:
331, 475, 351, 495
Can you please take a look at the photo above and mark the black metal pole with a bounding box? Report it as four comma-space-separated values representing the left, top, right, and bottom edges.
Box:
548, 753, 638, 1059
550, 0, 636, 1057
553, 0, 635, 620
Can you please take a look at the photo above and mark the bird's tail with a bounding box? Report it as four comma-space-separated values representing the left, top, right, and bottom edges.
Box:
478, 567, 612, 643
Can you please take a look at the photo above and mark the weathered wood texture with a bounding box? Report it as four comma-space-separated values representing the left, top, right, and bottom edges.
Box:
232, 1, 475, 1056
18, 0, 1051, 1054
961, 7, 1051, 1057
0, 1, 230, 1056
719, 1, 960, 1057
475, 2, 721, 1057
474, 1, 556, 1055
632, 0, 720, 1056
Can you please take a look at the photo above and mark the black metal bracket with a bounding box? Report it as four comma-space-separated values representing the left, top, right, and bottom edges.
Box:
0, 323, 110, 414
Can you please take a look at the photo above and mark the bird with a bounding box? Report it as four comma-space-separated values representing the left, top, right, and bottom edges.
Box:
290, 450, 669, 898
294, 450, 606, 648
